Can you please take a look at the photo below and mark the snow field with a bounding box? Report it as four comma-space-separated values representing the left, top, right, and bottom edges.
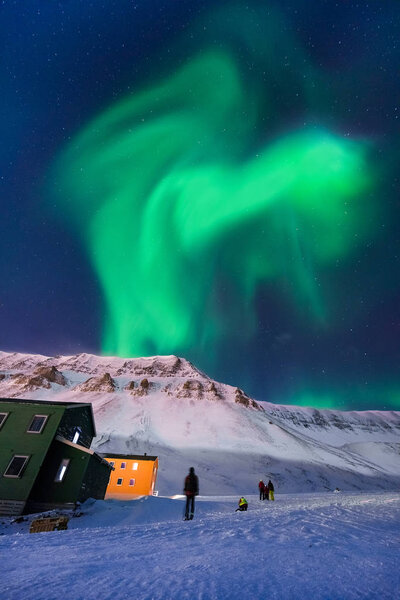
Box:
1, 492, 399, 600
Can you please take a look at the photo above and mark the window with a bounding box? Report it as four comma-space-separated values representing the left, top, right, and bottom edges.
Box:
72, 428, 81, 444
120, 462, 126, 469
109, 461, 115, 467
117, 478, 123, 485
4, 455, 30, 478
0, 413, 8, 430
27, 415, 48, 434
55, 459, 70, 482
129, 479, 135, 486
132, 462, 138, 470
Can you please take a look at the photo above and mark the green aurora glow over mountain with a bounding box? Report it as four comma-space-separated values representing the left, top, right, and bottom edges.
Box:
2, 1, 399, 409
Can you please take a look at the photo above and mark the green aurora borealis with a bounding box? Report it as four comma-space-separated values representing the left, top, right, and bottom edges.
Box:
30, 1, 398, 410
55, 50, 374, 353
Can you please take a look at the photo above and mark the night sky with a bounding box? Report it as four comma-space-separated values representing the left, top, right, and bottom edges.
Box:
1, 1, 399, 410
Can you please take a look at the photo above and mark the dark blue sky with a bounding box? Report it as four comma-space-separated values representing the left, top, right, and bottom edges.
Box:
1, 1, 399, 409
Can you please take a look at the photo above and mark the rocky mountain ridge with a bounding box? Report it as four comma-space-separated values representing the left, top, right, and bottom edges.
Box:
0, 351, 204, 379
0, 351, 261, 410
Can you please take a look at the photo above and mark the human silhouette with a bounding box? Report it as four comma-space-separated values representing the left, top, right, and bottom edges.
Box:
183, 467, 199, 520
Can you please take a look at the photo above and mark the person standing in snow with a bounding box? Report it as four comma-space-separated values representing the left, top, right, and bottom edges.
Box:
267, 479, 274, 501
183, 467, 199, 520
258, 479, 265, 501
264, 482, 269, 500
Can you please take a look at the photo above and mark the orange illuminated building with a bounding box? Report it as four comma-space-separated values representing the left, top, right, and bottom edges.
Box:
101, 454, 158, 499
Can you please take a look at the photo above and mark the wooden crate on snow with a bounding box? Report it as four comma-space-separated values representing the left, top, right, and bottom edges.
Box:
29, 516, 69, 533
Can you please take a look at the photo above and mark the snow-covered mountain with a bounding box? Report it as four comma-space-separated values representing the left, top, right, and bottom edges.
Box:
1, 350, 399, 495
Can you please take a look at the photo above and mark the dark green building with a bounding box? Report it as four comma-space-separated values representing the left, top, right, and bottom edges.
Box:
0, 398, 112, 516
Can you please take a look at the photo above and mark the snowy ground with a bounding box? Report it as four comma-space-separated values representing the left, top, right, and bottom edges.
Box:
1, 492, 399, 600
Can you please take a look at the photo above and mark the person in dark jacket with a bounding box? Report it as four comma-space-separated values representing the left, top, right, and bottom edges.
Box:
258, 480, 265, 501
264, 481, 269, 500
267, 479, 275, 501
184, 467, 199, 520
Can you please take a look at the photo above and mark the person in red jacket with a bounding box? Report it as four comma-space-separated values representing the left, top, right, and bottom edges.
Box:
184, 467, 199, 520
258, 479, 265, 501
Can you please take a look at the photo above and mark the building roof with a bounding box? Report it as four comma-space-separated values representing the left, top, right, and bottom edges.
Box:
99, 453, 158, 462
56, 436, 113, 468
0, 397, 91, 408
0, 397, 97, 437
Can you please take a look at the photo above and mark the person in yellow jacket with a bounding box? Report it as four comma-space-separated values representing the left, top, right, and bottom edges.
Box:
267, 479, 275, 501
235, 496, 248, 511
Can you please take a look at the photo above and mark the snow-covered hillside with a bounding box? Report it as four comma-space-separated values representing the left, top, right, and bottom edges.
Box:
1, 350, 399, 494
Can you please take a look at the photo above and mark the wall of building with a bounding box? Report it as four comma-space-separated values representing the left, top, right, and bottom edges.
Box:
27, 438, 111, 511
0, 401, 65, 511
104, 456, 158, 499
56, 405, 94, 448
79, 455, 112, 503
26, 438, 90, 507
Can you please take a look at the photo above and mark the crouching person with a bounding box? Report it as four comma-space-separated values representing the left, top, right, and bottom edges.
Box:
235, 497, 248, 511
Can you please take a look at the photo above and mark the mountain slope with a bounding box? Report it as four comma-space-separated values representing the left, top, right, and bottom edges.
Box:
0, 350, 399, 494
